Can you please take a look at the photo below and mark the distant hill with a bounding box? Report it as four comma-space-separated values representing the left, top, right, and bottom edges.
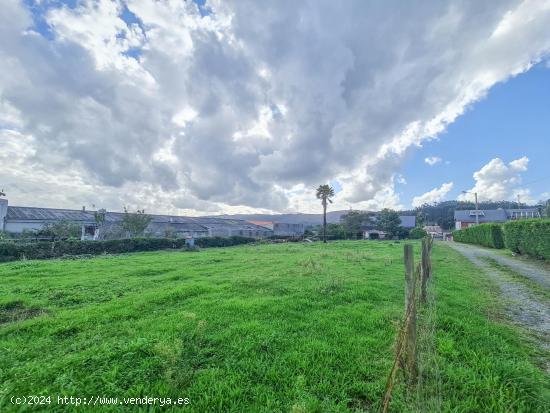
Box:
205, 210, 350, 225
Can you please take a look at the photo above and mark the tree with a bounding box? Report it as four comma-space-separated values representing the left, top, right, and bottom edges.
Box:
409, 227, 428, 239
326, 223, 346, 240
122, 207, 152, 237
94, 209, 106, 226
316, 184, 335, 243
93, 208, 107, 239
341, 210, 373, 239
36, 220, 81, 240
378, 208, 401, 239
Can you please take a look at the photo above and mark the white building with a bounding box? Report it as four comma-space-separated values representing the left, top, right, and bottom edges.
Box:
0, 196, 272, 239
247, 221, 305, 236
454, 208, 541, 230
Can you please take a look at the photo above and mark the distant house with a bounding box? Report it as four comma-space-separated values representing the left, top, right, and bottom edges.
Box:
363, 229, 387, 240
423, 225, 443, 237
454, 208, 541, 230
362, 215, 416, 239
0, 197, 273, 240
248, 220, 305, 236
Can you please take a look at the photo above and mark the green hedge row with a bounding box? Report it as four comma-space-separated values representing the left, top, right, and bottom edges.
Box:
503, 219, 550, 260
452, 223, 505, 249
409, 227, 428, 239
0, 236, 256, 262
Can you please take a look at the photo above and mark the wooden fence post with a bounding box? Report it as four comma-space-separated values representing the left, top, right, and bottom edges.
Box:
404, 244, 414, 312
421, 238, 429, 303
403, 245, 417, 382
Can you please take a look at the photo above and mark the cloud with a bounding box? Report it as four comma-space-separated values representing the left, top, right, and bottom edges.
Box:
412, 182, 454, 207
424, 156, 442, 166
457, 156, 533, 202
1, 0, 550, 213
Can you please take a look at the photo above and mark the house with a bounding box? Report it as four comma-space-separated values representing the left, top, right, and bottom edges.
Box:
248, 220, 305, 236
454, 208, 541, 230
363, 229, 388, 240
423, 225, 443, 238
0, 196, 273, 240
362, 215, 416, 239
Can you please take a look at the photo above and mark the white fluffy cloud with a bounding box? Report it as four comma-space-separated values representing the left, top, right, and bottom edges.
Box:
424, 156, 442, 166
412, 182, 454, 207
458, 156, 533, 202
2, 0, 550, 214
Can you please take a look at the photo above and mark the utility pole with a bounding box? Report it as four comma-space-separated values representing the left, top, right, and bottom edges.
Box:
474, 192, 479, 225
462, 190, 479, 226
517, 194, 521, 208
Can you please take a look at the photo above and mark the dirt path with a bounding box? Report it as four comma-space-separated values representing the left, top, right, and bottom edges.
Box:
446, 242, 550, 372
448, 242, 550, 289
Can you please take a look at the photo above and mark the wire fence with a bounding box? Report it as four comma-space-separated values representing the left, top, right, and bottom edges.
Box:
381, 237, 438, 413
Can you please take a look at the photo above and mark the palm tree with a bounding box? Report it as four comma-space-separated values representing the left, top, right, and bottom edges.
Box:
316, 184, 335, 243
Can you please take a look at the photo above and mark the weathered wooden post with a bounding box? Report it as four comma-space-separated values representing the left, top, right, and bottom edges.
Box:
403, 245, 417, 381
421, 237, 429, 303
404, 244, 414, 312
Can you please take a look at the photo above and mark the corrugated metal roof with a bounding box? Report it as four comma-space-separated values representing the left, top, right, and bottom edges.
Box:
454, 209, 508, 222
6, 206, 271, 232
248, 220, 274, 230
148, 222, 209, 233
399, 216, 416, 228
7, 206, 95, 222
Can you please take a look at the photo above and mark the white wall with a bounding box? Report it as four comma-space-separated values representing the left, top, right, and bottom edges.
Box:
0, 198, 7, 231
5, 221, 45, 233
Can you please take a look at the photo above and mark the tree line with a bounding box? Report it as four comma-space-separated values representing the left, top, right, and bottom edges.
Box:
315, 184, 549, 240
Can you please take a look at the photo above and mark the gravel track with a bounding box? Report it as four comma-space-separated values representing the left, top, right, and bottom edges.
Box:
446, 242, 550, 372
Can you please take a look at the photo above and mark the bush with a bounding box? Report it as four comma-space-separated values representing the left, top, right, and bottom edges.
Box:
453, 223, 504, 249
503, 219, 550, 260
409, 227, 428, 239
0, 236, 256, 262
195, 236, 255, 248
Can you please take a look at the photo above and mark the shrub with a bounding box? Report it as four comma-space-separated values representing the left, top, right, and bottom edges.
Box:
0, 236, 256, 262
503, 219, 550, 260
409, 227, 428, 239
196, 236, 255, 248
452, 223, 504, 249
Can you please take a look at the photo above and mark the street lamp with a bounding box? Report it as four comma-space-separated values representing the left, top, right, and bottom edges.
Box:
462, 190, 479, 225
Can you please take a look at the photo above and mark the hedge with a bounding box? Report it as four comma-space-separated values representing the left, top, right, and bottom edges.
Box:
409, 227, 428, 239
452, 223, 505, 249
503, 219, 550, 260
0, 236, 256, 263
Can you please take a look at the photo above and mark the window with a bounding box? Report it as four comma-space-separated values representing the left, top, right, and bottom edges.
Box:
84, 225, 96, 236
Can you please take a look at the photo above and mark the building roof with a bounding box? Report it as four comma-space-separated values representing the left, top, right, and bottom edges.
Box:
148, 222, 209, 233
454, 209, 507, 222
7, 206, 94, 222
197, 217, 272, 231
247, 220, 274, 230
6, 206, 272, 232
454, 208, 540, 223
399, 216, 416, 228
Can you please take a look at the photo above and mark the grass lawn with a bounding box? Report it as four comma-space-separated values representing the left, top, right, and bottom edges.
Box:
1, 241, 549, 412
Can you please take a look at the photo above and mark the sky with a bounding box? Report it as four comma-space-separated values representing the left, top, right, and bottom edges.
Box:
1, 0, 550, 215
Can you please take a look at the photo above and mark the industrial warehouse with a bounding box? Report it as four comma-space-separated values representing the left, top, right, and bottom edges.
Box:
0, 196, 292, 240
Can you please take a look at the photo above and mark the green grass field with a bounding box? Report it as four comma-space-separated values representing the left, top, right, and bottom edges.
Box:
1, 241, 549, 412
